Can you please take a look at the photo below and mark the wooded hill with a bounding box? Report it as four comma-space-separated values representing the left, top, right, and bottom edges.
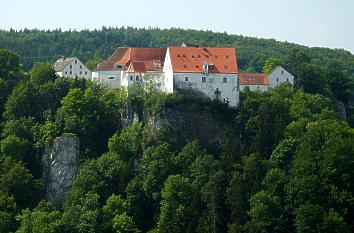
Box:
0, 27, 353, 76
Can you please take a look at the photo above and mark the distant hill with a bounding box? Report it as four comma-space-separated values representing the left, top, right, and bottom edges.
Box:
0, 27, 353, 76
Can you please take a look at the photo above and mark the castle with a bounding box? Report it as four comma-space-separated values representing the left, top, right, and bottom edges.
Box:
55, 44, 294, 107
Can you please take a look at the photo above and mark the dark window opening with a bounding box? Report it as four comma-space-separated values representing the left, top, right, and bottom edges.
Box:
184, 64, 187, 68
223, 77, 227, 83
202, 76, 206, 83
109, 76, 114, 80
130, 76, 134, 81
185, 77, 189, 81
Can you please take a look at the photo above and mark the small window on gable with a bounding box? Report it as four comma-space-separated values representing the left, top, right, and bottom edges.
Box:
226, 55, 229, 59
80, 65, 82, 69
281, 70, 284, 74
130, 76, 134, 81
224, 65, 228, 69
202, 76, 206, 83
223, 77, 227, 83
185, 77, 189, 81
183, 64, 187, 69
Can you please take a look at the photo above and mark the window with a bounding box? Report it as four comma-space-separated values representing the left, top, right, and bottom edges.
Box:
80, 65, 82, 69
65, 71, 67, 74
197, 54, 201, 58
224, 65, 228, 69
177, 54, 181, 57
185, 77, 189, 81
286, 78, 289, 82
206, 55, 209, 58
192, 55, 195, 58
183, 64, 187, 69
196, 65, 199, 68
281, 70, 284, 74
136, 75, 140, 81
202, 76, 206, 83
223, 77, 227, 83
226, 55, 229, 59
70, 65, 72, 69
80, 71, 82, 75
182, 54, 186, 57
116, 64, 123, 69
130, 76, 134, 81
276, 78, 279, 82
108, 76, 114, 80
215, 55, 218, 58
70, 71, 72, 75
75, 60, 77, 64
85, 71, 88, 75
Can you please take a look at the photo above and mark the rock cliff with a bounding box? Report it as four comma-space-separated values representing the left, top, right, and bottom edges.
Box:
42, 133, 80, 208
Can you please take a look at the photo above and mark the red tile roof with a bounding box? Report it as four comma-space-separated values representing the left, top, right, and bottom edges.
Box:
95, 47, 166, 72
168, 47, 238, 74
239, 73, 269, 85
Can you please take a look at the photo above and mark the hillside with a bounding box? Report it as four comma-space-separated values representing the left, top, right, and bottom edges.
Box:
0, 27, 353, 76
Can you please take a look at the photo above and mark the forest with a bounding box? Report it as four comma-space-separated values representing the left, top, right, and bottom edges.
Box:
0, 27, 353, 76
0, 28, 354, 233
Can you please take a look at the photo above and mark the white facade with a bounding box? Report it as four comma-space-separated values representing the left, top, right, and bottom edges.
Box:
268, 66, 294, 89
92, 70, 121, 89
239, 84, 268, 92
55, 58, 91, 80
173, 73, 239, 106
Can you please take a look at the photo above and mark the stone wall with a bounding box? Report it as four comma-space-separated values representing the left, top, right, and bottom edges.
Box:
42, 133, 80, 208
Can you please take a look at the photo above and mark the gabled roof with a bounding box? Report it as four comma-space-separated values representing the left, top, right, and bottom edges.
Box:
168, 47, 238, 74
95, 47, 166, 72
268, 66, 294, 77
53, 57, 77, 72
239, 73, 269, 85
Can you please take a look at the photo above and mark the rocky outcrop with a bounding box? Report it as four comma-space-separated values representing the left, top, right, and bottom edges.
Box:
335, 101, 347, 121
42, 133, 80, 208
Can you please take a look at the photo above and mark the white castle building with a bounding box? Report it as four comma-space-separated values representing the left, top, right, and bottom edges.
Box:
91, 44, 294, 107
53, 57, 91, 80
92, 45, 240, 106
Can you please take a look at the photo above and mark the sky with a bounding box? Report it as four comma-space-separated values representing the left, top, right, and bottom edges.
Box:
1, 0, 353, 53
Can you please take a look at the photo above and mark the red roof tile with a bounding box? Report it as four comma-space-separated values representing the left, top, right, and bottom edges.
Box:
168, 47, 238, 74
95, 47, 166, 72
239, 73, 269, 85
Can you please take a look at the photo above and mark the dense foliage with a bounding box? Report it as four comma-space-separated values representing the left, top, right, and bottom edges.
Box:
0, 32, 353, 233
0, 27, 353, 76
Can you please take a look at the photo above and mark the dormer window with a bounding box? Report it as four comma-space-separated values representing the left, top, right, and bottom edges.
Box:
196, 65, 199, 68
206, 55, 209, 58
182, 54, 186, 58
177, 54, 181, 57
116, 64, 123, 69
183, 64, 187, 69
224, 65, 228, 69
226, 55, 229, 59
197, 54, 201, 58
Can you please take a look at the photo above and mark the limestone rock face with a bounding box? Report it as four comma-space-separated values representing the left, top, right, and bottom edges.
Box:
42, 134, 80, 208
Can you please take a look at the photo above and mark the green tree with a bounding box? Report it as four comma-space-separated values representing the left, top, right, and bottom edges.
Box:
263, 57, 282, 74
156, 175, 199, 233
